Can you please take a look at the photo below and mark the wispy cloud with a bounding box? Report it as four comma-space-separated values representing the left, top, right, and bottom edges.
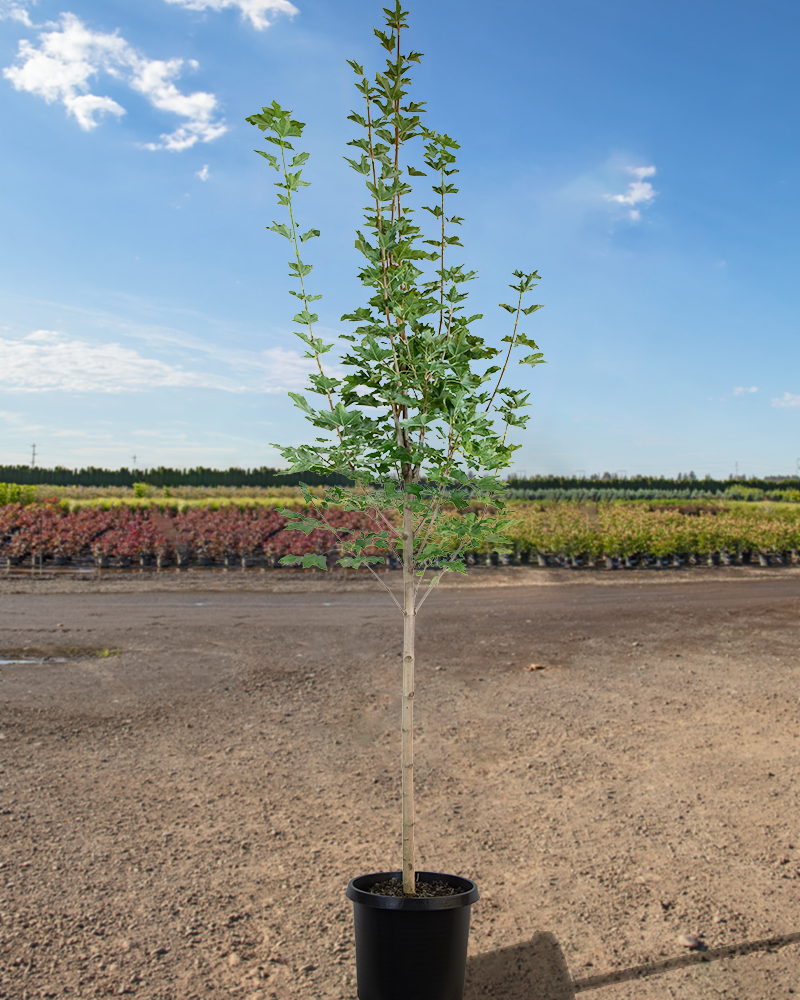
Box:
733, 386, 758, 396
0, 408, 44, 432
606, 165, 657, 221
772, 392, 800, 409
0, 330, 312, 394
164, 0, 298, 31
195, 163, 209, 181
0, 330, 243, 392
0, 0, 35, 25
2, 13, 227, 149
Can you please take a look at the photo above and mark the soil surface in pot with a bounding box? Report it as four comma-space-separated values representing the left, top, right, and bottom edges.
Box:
0, 565, 799, 999
367, 878, 460, 897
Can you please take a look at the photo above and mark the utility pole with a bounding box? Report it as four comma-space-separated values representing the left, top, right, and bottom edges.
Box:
31, 444, 36, 468
132, 454, 137, 467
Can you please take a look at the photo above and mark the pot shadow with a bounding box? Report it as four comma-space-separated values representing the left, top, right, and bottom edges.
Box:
464, 929, 800, 998
465, 932, 573, 999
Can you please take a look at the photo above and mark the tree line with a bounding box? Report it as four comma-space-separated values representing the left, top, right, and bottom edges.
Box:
1, 465, 798, 493
0, 465, 353, 488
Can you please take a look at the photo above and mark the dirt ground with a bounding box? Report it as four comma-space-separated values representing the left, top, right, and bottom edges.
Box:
1, 564, 799, 1000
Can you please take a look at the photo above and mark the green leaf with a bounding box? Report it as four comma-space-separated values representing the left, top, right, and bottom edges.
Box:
499, 303, 516, 314
302, 553, 329, 570
287, 392, 316, 416
407, 166, 427, 176
261, 135, 295, 150
300, 228, 321, 242
253, 149, 279, 168
344, 155, 371, 175
269, 221, 292, 240
338, 555, 385, 568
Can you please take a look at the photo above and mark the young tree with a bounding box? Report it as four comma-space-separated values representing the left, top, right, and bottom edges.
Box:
246, 1, 545, 895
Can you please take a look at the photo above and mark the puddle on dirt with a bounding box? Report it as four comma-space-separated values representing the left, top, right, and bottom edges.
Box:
0, 658, 68, 665
0, 647, 121, 664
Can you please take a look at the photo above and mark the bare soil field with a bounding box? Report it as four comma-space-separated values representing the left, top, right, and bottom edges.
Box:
1, 565, 799, 999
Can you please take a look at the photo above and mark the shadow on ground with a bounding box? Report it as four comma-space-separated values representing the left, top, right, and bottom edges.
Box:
464, 930, 800, 998
465, 933, 574, 999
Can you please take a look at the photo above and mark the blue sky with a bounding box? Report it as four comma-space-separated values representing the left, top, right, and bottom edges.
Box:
1, 0, 798, 479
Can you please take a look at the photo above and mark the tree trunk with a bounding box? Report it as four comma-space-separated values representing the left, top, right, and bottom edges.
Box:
401, 496, 416, 894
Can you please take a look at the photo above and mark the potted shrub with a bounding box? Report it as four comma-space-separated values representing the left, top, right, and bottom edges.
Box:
247, 5, 546, 997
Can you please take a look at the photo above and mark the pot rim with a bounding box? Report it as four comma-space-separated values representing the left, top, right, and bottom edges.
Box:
346, 871, 479, 910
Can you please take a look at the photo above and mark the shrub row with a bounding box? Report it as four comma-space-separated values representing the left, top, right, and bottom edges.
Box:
506, 487, 800, 503
0, 503, 387, 568
3, 500, 800, 569
504, 502, 800, 561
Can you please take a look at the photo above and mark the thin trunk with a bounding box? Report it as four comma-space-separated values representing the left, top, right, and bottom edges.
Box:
401, 495, 415, 894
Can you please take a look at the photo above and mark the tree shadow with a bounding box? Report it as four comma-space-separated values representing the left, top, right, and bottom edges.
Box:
464, 929, 800, 998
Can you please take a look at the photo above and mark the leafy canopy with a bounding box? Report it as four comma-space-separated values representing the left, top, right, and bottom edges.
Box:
246, 2, 546, 597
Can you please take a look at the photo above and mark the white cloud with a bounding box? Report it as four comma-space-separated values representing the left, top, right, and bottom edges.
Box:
164, 0, 298, 31
0, 330, 245, 392
606, 165, 657, 221
2, 13, 227, 149
733, 386, 758, 396
0, 408, 43, 430
0, 330, 313, 394
0, 0, 35, 25
772, 392, 800, 409
196, 163, 209, 180
255, 345, 317, 393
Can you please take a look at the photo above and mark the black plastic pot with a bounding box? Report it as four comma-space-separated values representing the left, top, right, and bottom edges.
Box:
346, 871, 479, 1000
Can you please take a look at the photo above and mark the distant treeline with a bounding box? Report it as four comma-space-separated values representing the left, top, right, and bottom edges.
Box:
1, 466, 799, 494
0, 465, 353, 488
506, 475, 800, 495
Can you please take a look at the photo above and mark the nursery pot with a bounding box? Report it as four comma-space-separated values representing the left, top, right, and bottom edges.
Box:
346, 871, 479, 1000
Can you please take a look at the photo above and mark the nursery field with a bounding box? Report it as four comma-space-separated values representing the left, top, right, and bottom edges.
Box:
0, 571, 798, 999
3, 497, 800, 571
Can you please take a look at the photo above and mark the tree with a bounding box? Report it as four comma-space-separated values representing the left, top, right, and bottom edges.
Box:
246, 0, 546, 895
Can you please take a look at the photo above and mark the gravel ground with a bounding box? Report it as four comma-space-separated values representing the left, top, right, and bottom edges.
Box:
1, 565, 799, 999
